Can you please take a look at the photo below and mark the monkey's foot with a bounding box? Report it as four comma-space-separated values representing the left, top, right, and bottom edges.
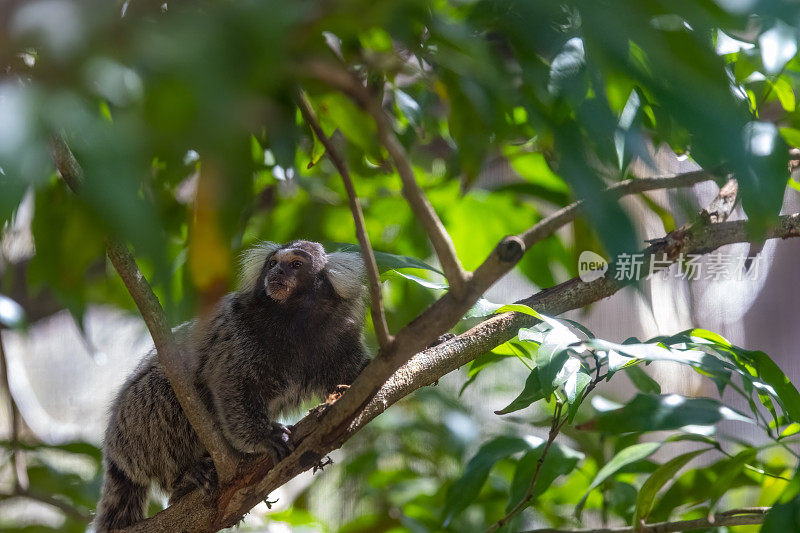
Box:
170, 456, 218, 503
265, 423, 294, 464
326, 384, 350, 404
312, 455, 333, 474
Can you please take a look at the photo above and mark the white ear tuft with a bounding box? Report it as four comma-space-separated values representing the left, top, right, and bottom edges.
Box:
326, 251, 367, 301
238, 241, 281, 292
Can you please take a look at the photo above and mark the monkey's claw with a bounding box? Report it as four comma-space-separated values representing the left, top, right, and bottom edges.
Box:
313, 455, 333, 474
265, 423, 294, 464
263, 496, 279, 509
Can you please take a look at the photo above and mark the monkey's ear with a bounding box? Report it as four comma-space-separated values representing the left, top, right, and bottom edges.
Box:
325, 252, 367, 300
239, 242, 282, 291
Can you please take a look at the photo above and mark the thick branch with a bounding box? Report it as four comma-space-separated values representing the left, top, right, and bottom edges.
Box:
304, 61, 469, 297
294, 89, 393, 349
520, 507, 768, 533
49, 137, 238, 481
126, 207, 800, 531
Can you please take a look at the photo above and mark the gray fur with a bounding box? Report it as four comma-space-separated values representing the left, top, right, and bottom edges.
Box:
94, 241, 370, 531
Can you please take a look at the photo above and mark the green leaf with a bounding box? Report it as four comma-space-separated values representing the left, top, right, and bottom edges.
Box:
625, 365, 661, 395
762, 466, 800, 532
708, 449, 756, 509
315, 92, 380, 157
565, 370, 592, 422
383, 270, 448, 290
535, 324, 583, 395
687, 328, 731, 347
583, 394, 752, 434
504, 149, 569, 195
463, 298, 504, 319
548, 37, 588, 103
576, 441, 662, 518
394, 89, 421, 129
333, 244, 442, 274
779, 127, 800, 148
495, 304, 542, 319
507, 441, 583, 512
442, 436, 539, 526
762, 496, 800, 532
746, 350, 800, 424
633, 448, 710, 525
772, 76, 796, 112
495, 368, 545, 415
780, 423, 800, 439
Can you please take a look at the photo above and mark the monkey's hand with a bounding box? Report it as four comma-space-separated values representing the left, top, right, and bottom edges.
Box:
326, 384, 350, 404
264, 422, 294, 464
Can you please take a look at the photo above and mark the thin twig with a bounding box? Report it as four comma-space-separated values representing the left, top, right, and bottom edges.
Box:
487, 403, 564, 532
49, 136, 238, 481
519, 507, 769, 533
0, 488, 92, 523
294, 89, 393, 349
518, 170, 721, 249
0, 332, 26, 491
304, 60, 469, 298
489, 362, 606, 533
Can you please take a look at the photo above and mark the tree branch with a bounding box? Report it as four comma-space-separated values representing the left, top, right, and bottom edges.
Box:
303, 61, 469, 298
2, 488, 91, 523
518, 170, 722, 248
0, 331, 26, 491
124, 205, 800, 531
0, 487, 92, 523
489, 403, 567, 532
519, 507, 769, 533
294, 89, 393, 349
489, 360, 608, 532
49, 137, 238, 482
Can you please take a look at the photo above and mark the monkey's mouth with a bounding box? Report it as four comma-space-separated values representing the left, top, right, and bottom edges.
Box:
267, 280, 291, 300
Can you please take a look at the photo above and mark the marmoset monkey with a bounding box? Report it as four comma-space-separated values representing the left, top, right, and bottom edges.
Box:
95, 240, 370, 531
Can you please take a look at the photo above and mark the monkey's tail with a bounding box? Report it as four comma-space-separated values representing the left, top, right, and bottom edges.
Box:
94, 460, 148, 532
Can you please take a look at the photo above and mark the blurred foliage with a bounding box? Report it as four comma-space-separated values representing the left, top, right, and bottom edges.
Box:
2, 0, 800, 531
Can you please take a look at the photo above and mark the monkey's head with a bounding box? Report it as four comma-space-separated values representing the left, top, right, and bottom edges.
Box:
239, 240, 366, 306
262, 241, 325, 302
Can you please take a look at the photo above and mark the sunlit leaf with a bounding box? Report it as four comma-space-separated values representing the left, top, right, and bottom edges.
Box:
580, 393, 752, 434
495, 368, 545, 415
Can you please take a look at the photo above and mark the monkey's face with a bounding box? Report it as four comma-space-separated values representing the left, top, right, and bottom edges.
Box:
263, 248, 318, 302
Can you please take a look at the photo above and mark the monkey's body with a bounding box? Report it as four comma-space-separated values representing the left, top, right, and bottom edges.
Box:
95, 241, 369, 531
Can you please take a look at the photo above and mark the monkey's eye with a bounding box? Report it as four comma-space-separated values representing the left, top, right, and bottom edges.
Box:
291, 260, 303, 269
268, 259, 277, 268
